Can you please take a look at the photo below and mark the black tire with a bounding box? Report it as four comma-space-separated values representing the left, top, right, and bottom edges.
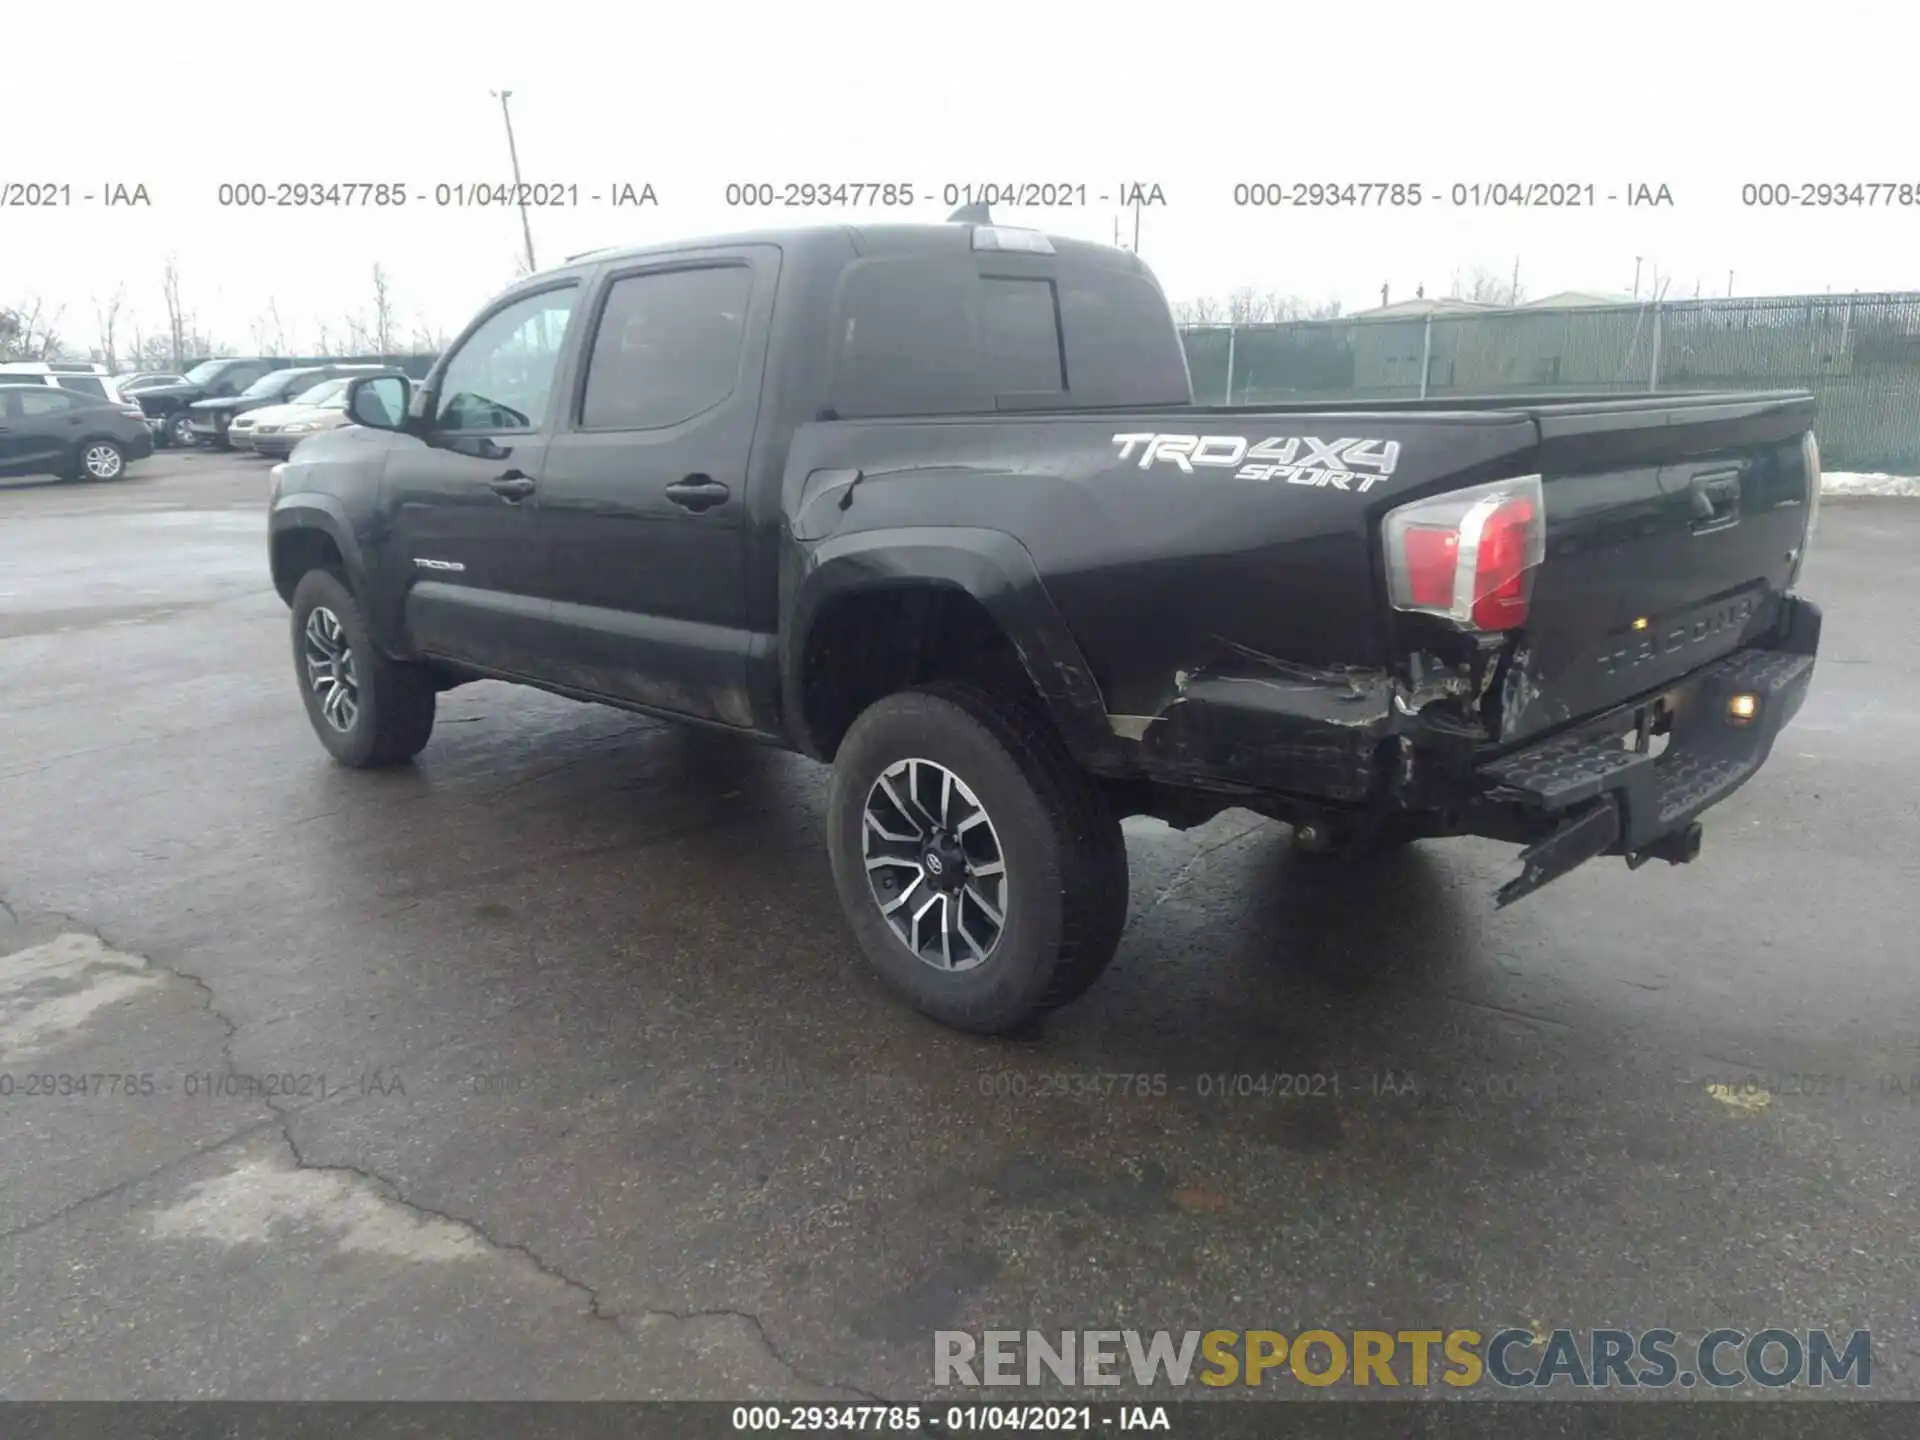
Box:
826, 680, 1129, 1034
166, 412, 196, 449
289, 567, 437, 768
71, 438, 126, 482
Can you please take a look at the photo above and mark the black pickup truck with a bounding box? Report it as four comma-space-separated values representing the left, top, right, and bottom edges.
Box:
266, 217, 1822, 1033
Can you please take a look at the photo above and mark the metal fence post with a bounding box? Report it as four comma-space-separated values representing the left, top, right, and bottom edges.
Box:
1649, 301, 1662, 392
1224, 326, 1236, 404
1419, 315, 1432, 399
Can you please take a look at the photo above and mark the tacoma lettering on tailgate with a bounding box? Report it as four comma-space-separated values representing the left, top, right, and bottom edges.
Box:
1112, 434, 1403, 492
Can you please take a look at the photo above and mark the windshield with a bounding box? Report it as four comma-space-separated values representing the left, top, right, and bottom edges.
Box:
292, 378, 350, 407
240, 370, 311, 399
181, 361, 226, 385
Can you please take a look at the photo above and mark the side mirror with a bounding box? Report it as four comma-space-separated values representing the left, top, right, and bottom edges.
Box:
346, 375, 411, 431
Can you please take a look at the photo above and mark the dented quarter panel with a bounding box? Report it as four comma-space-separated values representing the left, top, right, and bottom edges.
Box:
783, 410, 1539, 736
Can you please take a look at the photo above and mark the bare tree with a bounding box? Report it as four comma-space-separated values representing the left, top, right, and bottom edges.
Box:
92, 286, 126, 371
313, 320, 339, 357
408, 317, 451, 354
1259, 289, 1296, 322
371, 265, 398, 353
1172, 290, 1346, 326
1449, 263, 1527, 307
1226, 286, 1275, 324
250, 298, 291, 356
1, 299, 66, 360
130, 333, 178, 370
162, 257, 191, 367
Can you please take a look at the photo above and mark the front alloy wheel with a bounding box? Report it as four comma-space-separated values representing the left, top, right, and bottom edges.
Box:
302, 605, 359, 733
862, 758, 1009, 971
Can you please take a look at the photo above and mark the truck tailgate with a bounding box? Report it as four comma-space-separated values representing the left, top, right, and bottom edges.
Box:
1492, 392, 1818, 747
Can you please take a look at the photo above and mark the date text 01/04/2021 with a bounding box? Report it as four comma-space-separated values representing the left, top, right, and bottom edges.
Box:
728, 1405, 1168, 1432
1228, 180, 1675, 207
209, 181, 659, 208
719, 182, 1168, 209
0, 1070, 405, 1100
974, 1071, 1415, 1100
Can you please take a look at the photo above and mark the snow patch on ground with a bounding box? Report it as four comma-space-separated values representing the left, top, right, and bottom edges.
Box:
0, 933, 164, 1060
1823, 472, 1920, 497
152, 1156, 492, 1262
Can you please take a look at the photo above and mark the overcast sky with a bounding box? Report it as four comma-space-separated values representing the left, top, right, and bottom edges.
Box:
7, 0, 1914, 357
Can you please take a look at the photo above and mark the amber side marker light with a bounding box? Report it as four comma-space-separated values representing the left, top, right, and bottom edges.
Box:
1632, 616, 1650, 631
1727, 693, 1760, 724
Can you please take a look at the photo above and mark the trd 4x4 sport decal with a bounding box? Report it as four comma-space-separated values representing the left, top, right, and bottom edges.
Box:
1111, 433, 1402, 492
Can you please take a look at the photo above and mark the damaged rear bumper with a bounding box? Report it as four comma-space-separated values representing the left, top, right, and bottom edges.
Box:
1471, 596, 1820, 904
1120, 596, 1820, 906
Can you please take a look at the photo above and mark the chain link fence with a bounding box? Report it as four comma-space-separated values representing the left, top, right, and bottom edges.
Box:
1181, 293, 1920, 472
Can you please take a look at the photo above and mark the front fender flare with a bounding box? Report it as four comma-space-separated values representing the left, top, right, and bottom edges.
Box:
267, 495, 384, 627
784, 526, 1125, 772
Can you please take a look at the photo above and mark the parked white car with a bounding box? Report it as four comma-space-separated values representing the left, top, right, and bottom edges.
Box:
0, 361, 136, 409
230, 376, 356, 455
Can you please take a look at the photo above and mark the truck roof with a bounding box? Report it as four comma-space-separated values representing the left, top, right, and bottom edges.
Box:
542, 220, 1151, 288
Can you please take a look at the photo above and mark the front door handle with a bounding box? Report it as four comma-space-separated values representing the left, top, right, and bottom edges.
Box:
664, 475, 731, 512
488, 471, 537, 502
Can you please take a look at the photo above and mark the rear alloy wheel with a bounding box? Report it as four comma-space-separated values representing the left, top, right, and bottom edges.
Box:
167, 412, 196, 448
861, 757, 1010, 972
827, 681, 1129, 1034
289, 568, 437, 768
78, 441, 125, 480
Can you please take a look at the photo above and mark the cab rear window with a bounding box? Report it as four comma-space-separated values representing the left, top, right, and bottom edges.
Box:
827, 253, 1188, 417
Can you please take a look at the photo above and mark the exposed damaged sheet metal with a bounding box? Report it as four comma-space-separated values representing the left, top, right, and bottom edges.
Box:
1113, 643, 1488, 801
1128, 661, 1399, 801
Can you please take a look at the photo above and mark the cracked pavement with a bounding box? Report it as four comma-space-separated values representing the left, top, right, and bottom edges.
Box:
1, 455, 1917, 1400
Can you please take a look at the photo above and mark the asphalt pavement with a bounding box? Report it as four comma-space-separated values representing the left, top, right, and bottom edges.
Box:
0, 453, 1915, 1401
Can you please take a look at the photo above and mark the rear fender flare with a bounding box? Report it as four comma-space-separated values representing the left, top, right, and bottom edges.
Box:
785, 526, 1123, 771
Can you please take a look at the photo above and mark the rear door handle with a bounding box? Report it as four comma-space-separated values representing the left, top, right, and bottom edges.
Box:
664, 476, 730, 512
488, 471, 537, 502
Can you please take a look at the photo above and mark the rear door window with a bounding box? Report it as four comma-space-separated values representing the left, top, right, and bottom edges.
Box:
18, 387, 81, 416
579, 265, 754, 430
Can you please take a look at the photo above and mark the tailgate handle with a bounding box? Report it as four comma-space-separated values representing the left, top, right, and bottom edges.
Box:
1688, 471, 1741, 532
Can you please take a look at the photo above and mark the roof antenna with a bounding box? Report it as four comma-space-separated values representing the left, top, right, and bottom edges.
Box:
947, 201, 992, 224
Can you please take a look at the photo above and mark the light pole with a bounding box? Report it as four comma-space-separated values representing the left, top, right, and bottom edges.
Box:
492, 89, 537, 275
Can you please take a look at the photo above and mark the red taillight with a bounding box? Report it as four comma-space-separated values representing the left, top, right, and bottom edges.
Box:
1401, 526, 1460, 608
1383, 475, 1546, 632
1469, 497, 1537, 629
